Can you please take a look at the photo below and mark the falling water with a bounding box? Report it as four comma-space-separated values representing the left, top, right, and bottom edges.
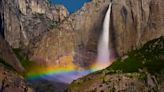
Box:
96, 3, 112, 70
27, 3, 113, 92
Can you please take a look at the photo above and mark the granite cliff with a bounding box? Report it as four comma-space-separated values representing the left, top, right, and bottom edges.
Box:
30, 0, 164, 67
0, 0, 69, 48
0, 0, 163, 92
0, 0, 69, 92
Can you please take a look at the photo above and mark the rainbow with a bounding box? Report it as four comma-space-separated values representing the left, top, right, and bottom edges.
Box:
25, 3, 114, 83
25, 64, 98, 83
24, 56, 99, 83
25, 65, 96, 80
24, 55, 111, 83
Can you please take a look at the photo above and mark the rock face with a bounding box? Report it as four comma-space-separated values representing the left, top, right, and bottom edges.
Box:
30, 0, 164, 67
0, 0, 69, 48
0, 63, 34, 92
30, 0, 112, 66
0, 35, 24, 72
111, 0, 164, 56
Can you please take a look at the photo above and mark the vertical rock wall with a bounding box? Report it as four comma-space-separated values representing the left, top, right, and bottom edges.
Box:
0, 0, 69, 48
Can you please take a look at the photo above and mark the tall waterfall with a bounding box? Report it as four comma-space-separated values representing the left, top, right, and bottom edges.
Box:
96, 3, 112, 70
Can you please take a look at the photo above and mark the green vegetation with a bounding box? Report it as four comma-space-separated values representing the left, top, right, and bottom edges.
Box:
107, 36, 164, 74
13, 48, 34, 69
0, 48, 36, 77
13, 48, 37, 77
48, 20, 57, 30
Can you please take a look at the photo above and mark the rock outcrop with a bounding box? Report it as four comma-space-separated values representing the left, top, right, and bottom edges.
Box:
67, 72, 164, 92
0, 35, 24, 72
0, 0, 69, 48
0, 63, 34, 92
30, 0, 164, 67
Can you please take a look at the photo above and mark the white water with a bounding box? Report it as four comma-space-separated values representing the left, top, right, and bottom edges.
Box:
96, 3, 112, 70
43, 3, 113, 84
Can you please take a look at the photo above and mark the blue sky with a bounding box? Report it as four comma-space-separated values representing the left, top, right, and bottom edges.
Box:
49, 0, 91, 13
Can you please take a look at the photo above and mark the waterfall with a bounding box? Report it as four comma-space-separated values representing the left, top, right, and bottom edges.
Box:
96, 3, 112, 70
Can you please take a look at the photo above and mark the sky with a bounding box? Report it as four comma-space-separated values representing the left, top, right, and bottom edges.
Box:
49, 0, 91, 13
